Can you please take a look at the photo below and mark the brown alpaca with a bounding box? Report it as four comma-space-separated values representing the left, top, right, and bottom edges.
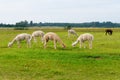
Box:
43, 32, 66, 49
105, 29, 113, 35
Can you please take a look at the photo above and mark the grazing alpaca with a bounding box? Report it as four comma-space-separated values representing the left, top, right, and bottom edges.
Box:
105, 29, 113, 35
8, 33, 32, 48
68, 29, 78, 37
32, 30, 45, 43
43, 32, 66, 49
72, 33, 94, 49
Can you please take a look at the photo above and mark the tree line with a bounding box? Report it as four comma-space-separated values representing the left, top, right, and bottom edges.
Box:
0, 20, 120, 28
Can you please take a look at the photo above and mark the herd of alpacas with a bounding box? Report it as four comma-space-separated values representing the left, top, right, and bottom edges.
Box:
8, 29, 94, 49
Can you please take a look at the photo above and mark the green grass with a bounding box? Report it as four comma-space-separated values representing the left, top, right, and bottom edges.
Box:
0, 28, 120, 80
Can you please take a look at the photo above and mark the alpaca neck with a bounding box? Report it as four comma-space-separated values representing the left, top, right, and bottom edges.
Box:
11, 38, 16, 44
73, 40, 79, 46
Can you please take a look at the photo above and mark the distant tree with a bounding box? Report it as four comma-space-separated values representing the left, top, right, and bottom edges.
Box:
1, 20, 120, 28
64, 25, 72, 30
15, 20, 29, 27
30, 21, 33, 26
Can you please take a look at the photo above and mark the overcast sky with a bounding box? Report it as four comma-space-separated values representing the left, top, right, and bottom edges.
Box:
0, 0, 120, 24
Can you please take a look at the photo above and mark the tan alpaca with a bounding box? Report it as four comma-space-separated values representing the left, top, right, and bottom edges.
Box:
72, 33, 94, 49
43, 32, 66, 49
8, 33, 32, 48
32, 30, 45, 43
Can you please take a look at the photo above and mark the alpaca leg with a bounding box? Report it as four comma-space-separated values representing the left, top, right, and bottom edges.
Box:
28, 42, 31, 48
105, 32, 107, 35
80, 42, 82, 48
27, 40, 31, 48
89, 41, 92, 49
110, 32, 112, 35
83, 43, 86, 48
109, 32, 112, 35
40, 36, 44, 43
54, 40, 57, 49
68, 32, 70, 37
17, 41, 21, 48
27, 42, 29, 48
44, 41, 47, 49
33, 36, 37, 42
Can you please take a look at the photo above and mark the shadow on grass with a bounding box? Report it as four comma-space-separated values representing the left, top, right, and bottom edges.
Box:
0, 46, 8, 48
85, 55, 102, 60
80, 55, 103, 60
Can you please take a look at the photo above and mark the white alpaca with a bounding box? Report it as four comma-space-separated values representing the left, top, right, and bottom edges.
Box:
72, 33, 94, 49
32, 30, 45, 43
43, 32, 66, 49
68, 29, 78, 37
8, 33, 32, 48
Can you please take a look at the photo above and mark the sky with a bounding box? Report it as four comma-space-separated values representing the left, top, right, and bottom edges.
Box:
0, 0, 120, 24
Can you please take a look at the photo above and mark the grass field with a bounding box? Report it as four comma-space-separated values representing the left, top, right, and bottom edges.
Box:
0, 28, 120, 80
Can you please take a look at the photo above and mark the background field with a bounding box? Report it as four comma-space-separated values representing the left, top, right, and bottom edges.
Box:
0, 28, 120, 80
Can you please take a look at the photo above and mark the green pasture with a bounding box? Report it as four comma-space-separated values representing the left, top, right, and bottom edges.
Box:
0, 28, 120, 80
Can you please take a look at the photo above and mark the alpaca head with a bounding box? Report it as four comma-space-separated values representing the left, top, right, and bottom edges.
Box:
62, 44, 66, 48
72, 41, 78, 47
8, 42, 13, 47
